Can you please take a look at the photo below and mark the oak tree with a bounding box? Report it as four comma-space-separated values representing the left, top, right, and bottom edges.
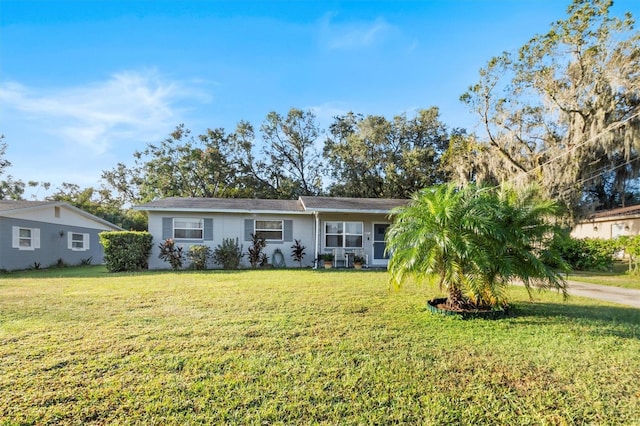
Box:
455, 0, 640, 217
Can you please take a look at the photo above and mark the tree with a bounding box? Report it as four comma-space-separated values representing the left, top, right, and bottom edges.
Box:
386, 183, 567, 310
102, 124, 251, 204
0, 136, 25, 200
259, 108, 323, 198
102, 113, 324, 203
227, 120, 279, 198
324, 108, 450, 198
323, 112, 383, 197
456, 0, 640, 218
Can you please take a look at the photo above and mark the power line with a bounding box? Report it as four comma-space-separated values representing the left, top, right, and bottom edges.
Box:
508, 107, 640, 187
553, 156, 640, 198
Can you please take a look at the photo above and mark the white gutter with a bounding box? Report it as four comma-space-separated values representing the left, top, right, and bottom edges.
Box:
314, 211, 320, 269
308, 208, 394, 215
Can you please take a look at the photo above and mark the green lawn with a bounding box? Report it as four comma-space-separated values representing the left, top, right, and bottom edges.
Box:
1, 267, 639, 425
568, 262, 640, 289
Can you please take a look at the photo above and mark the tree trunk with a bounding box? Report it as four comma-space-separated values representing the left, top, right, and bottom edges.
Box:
447, 286, 466, 310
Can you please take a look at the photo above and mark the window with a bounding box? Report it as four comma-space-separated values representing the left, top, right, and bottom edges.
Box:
244, 219, 292, 243
12, 226, 40, 251
174, 218, 204, 239
19, 228, 32, 248
325, 221, 363, 248
325, 221, 343, 247
68, 232, 89, 251
255, 220, 283, 241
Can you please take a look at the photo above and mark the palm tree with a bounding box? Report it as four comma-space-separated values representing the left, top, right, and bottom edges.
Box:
386, 183, 567, 310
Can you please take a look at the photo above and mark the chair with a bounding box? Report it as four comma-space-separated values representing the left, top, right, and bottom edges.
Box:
332, 248, 347, 268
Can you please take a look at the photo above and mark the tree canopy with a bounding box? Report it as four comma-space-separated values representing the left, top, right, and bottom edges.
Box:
386, 183, 568, 310
102, 107, 451, 204
450, 0, 640, 218
323, 108, 451, 198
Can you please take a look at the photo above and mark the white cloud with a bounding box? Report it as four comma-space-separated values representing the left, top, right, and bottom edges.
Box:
0, 70, 209, 155
319, 14, 393, 50
0, 70, 212, 199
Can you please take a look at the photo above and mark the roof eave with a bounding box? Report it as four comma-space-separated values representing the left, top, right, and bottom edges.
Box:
586, 212, 640, 222
135, 206, 309, 215
310, 208, 395, 214
0, 201, 64, 215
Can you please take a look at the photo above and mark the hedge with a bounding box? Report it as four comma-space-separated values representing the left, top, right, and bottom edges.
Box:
99, 231, 153, 272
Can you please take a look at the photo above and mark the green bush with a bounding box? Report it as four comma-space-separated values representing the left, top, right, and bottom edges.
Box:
553, 234, 620, 271
618, 235, 640, 275
99, 231, 153, 272
212, 238, 243, 270
186, 245, 212, 270
158, 238, 185, 270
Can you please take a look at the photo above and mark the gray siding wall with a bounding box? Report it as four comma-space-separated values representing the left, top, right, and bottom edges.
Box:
0, 217, 108, 271
147, 213, 315, 269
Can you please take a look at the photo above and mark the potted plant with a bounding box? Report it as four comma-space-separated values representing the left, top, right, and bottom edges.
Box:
353, 255, 365, 269
319, 253, 334, 269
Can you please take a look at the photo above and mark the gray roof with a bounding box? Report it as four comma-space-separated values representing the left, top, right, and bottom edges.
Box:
135, 197, 306, 213
0, 200, 60, 212
299, 196, 408, 213
588, 204, 640, 219
135, 196, 408, 214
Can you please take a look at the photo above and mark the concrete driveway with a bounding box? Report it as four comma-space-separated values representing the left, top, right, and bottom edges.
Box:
565, 280, 640, 309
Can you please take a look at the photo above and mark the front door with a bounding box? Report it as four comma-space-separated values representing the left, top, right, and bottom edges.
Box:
372, 223, 390, 266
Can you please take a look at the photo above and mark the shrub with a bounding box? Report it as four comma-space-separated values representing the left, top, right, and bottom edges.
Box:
618, 235, 640, 275
291, 239, 306, 267
158, 238, 184, 270
99, 231, 153, 272
213, 238, 243, 270
552, 234, 620, 271
247, 233, 266, 269
186, 245, 212, 270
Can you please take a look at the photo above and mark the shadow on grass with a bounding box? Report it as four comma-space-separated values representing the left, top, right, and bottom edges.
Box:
510, 301, 640, 340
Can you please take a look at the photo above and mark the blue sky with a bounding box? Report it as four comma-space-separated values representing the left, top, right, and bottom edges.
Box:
1, 0, 638, 199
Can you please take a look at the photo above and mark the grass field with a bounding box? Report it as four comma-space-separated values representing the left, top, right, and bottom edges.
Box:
1, 267, 639, 425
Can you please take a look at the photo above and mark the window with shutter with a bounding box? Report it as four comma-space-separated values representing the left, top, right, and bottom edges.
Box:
68, 232, 90, 251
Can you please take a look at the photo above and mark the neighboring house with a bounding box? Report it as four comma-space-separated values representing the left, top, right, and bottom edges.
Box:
0, 200, 123, 271
572, 204, 640, 240
134, 196, 409, 269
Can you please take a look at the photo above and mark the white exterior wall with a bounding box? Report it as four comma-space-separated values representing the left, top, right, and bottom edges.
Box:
147, 211, 316, 269
2, 205, 115, 230
147, 211, 165, 269
571, 216, 640, 239
316, 213, 392, 267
